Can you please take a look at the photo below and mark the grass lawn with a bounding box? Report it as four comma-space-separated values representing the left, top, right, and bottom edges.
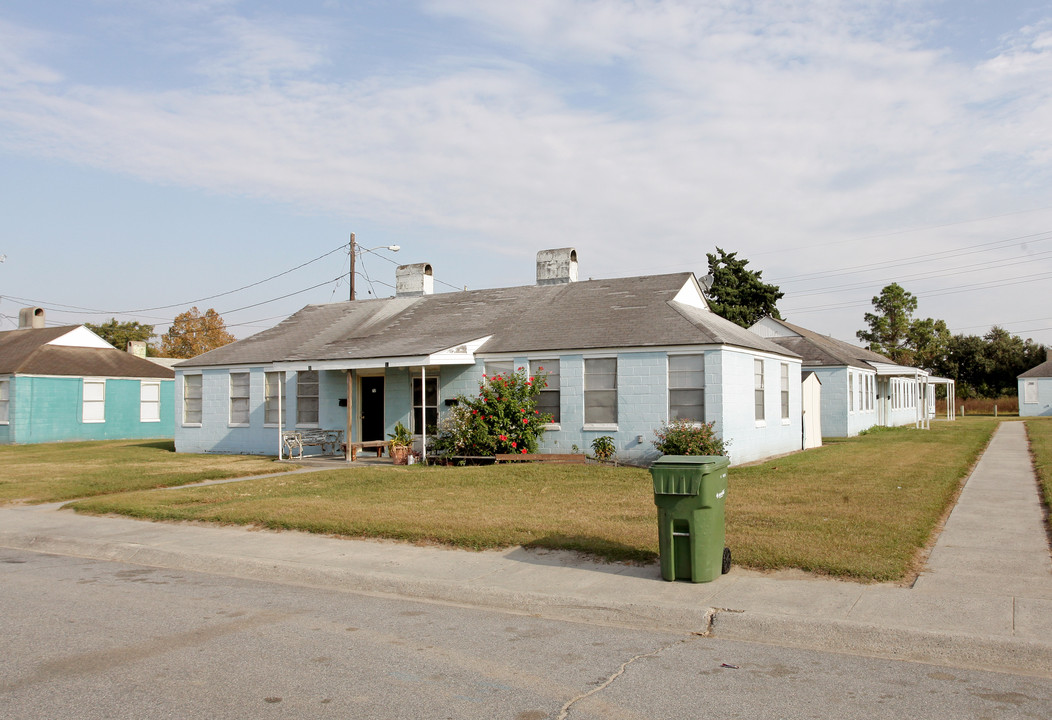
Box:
1024, 418, 1052, 521
0, 440, 296, 504
64, 418, 1002, 581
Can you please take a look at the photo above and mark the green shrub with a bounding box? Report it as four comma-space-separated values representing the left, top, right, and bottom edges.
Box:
652, 419, 728, 456
591, 436, 616, 461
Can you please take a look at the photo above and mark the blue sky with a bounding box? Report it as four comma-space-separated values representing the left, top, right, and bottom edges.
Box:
1, 0, 1051, 349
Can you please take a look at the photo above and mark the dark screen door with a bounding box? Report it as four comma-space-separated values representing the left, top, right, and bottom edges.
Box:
360, 376, 385, 441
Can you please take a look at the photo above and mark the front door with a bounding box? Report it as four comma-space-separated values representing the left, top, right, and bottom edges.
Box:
360, 376, 385, 442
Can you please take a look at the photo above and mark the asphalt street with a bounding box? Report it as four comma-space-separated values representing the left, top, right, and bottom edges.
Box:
3, 548, 1050, 720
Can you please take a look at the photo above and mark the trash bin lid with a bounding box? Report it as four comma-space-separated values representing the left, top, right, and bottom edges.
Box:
651, 455, 729, 469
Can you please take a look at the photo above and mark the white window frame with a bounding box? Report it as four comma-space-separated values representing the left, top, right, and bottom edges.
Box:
140, 381, 161, 423
780, 362, 790, 422
584, 357, 618, 428
296, 370, 320, 427
1023, 380, 1038, 404
848, 373, 855, 413
412, 375, 439, 435
229, 372, 250, 426
83, 378, 106, 423
183, 373, 202, 425
754, 359, 765, 425
668, 353, 705, 423
0, 377, 9, 424
530, 359, 560, 427
265, 371, 286, 426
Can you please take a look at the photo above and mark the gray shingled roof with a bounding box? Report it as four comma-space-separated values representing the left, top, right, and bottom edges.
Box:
0, 326, 174, 379
180, 273, 797, 368
1019, 358, 1052, 378
759, 317, 899, 370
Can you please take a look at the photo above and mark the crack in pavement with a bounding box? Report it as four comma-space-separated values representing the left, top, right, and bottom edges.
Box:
555, 636, 695, 719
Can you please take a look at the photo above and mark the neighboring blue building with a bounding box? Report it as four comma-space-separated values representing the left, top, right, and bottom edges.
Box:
0, 308, 175, 445
174, 249, 803, 466
1019, 358, 1052, 417
750, 316, 935, 436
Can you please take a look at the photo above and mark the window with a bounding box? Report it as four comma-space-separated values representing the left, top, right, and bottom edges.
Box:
531, 360, 560, 423
584, 357, 617, 425
668, 354, 704, 422
857, 373, 863, 413
413, 376, 438, 433
140, 381, 160, 423
0, 378, 9, 424
484, 361, 514, 378
230, 372, 250, 425
1024, 380, 1038, 404
848, 373, 855, 412
83, 379, 105, 423
183, 374, 202, 424
265, 371, 286, 425
754, 359, 765, 422
780, 363, 790, 421
297, 371, 319, 426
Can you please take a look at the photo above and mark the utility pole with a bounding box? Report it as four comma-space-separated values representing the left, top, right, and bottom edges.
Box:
349, 233, 356, 301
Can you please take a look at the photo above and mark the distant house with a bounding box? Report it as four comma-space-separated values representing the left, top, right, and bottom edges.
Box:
174, 249, 803, 466
1019, 358, 1052, 417
0, 307, 175, 445
750, 316, 934, 437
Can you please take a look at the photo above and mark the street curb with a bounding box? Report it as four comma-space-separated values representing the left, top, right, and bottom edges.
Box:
7, 529, 1052, 677
711, 608, 1052, 679
0, 531, 715, 634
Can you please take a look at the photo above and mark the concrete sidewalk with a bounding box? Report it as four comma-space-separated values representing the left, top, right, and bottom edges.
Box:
2, 422, 1050, 677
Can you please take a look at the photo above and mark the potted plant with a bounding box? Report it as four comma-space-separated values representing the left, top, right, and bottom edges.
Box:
388, 422, 414, 465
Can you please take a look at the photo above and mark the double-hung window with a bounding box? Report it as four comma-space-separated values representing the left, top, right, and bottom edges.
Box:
297, 371, 319, 426
83, 379, 106, 423
183, 374, 202, 424
531, 360, 560, 423
0, 378, 9, 424
413, 376, 438, 434
584, 358, 617, 425
848, 373, 855, 412
230, 372, 250, 425
668, 354, 704, 422
780, 363, 790, 421
265, 371, 286, 425
140, 381, 160, 423
484, 361, 514, 379
754, 359, 765, 422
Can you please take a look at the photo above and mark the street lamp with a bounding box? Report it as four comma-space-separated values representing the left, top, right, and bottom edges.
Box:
349, 233, 400, 300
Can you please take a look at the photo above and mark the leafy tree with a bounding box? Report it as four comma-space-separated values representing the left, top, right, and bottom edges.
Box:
704, 247, 784, 328
157, 307, 235, 359
857, 283, 918, 364
906, 317, 951, 372
85, 318, 155, 353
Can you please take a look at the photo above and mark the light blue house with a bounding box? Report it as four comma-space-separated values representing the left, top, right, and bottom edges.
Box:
0, 308, 175, 445
174, 249, 803, 466
1019, 359, 1052, 417
750, 316, 932, 436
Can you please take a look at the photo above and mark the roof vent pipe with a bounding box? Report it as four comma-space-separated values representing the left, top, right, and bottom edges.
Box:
536, 248, 578, 285
396, 263, 434, 297
18, 306, 45, 330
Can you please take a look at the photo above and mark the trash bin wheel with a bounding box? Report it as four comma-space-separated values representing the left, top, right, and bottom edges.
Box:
722, 547, 731, 574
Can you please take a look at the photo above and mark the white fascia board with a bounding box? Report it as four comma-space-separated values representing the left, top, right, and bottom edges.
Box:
277, 337, 493, 373
871, 362, 927, 377
48, 326, 114, 349
673, 276, 710, 310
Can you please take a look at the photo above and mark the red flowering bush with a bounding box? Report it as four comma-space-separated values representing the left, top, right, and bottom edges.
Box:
433, 367, 552, 457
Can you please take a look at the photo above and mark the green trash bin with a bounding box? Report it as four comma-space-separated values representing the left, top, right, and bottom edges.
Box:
650, 455, 730, 583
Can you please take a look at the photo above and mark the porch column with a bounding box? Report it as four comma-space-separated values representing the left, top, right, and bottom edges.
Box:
345, 369, 354, 462
421, 365, 427, 464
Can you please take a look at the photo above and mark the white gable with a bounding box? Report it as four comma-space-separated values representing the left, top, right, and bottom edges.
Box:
750, 317, 801, 339
47, 326, 115, 350
673, 276, 710, 310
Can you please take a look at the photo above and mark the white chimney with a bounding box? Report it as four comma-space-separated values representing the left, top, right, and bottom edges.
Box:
18, 306, 45, 329
127, 341, 148, 357
396, 263, 434, 297
536, 248, 578, 286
